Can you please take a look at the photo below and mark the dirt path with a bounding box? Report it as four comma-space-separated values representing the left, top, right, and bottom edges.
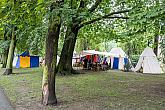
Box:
0, 88, 14, 110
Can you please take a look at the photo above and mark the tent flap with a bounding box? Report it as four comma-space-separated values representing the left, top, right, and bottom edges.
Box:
113, 57, 119, 69
30, 56, 39, 67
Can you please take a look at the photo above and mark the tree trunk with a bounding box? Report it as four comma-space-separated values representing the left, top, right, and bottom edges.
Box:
57, 0, 90, 75
42, 15, 61, 105
3, 30, 16, 75
2, 50, 9, 68
154, 35, 159, 56
2, 29, 9, 68
58, 23, 78, 75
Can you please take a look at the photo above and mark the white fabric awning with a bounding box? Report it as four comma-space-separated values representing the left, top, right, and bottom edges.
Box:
81, 50, 113, 56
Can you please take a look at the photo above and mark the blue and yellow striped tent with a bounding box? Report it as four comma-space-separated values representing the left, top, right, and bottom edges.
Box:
16, 51, 39, 68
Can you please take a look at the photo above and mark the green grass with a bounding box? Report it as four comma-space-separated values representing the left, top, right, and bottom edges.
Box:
0, 68, 165, 110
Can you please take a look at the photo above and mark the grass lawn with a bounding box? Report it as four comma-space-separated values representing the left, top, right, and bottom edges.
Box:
0, 68, 165, 110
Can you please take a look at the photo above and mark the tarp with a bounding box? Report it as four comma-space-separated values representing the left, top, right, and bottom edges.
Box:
20, 56, 30, 68
30, 56, 39, 67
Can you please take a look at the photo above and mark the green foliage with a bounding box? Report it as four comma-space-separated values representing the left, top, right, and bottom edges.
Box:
0, 0, 47, 52
76, 20, 119, 51
0, 0, 164, 57
0, 40, 10, 54
131, 55, 140, 67
124, 61, 131, 72
126, 0, 165, 40
27, 26, 47, 56
72, 0, 165, 55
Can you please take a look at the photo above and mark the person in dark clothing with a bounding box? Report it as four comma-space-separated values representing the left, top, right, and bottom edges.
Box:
88, 58, 92, 70
83, 58, 88, 69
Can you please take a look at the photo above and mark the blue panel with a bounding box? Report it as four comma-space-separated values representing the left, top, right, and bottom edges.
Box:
16, 56, 20, 68
113, 57, 119, 69
30, 56, 39, 68
20, 51, 30, 57
124, 58, 128, 65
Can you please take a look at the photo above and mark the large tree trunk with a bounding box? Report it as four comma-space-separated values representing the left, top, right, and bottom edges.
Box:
42, 0, 63, 105
3, 30, 16, 75
42, 15, 61, 105
58, 23, 78, 75
2, 29, 9, 68
154, 35, 159, 56
2, 49, 9, 68
57, 0, 87, 75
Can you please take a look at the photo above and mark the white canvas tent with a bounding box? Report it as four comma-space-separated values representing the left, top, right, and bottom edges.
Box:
134, 47, 163, 74
110, 47, 127, 70
110, 47, 127, 57
12, 56, 18, 67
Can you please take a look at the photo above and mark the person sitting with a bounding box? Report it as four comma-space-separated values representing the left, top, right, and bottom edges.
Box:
102, 58, 108, 70
88, 59, 93, 70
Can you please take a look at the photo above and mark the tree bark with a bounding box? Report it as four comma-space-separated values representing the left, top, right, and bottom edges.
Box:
42, 14, 61, 105
154, 35, 159, 56
2, 29, 9, 68
2, 49, 9, 68
42, 0, 64, 105
3, 30, 16, 75
58, 23, 79, 75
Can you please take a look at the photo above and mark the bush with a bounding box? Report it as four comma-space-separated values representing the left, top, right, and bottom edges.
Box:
131, 55, 140, 67
124, 61, 131, 72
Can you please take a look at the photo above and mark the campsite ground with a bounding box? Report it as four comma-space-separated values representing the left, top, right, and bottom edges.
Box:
0, 68, 165, 110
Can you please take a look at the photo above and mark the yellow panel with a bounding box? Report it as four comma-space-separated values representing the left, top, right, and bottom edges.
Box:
20, 56, 30, 68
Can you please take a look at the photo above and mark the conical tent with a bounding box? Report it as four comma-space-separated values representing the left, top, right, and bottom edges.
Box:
134, 47, 163, 74
110, 47, 127, 57
110, 47, 128, 70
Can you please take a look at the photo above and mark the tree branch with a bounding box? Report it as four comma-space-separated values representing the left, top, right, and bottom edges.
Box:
107, 16, 129, 19
79, 10, 129, 28
88, 0, 102, 12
